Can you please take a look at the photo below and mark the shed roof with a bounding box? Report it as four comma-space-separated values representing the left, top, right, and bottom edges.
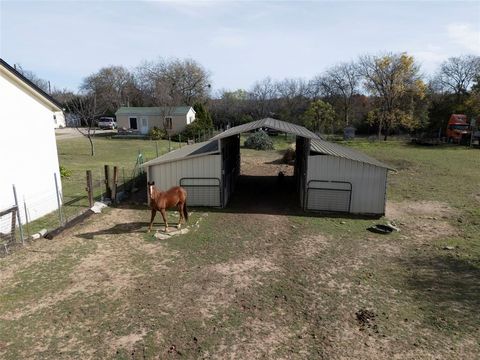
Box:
0, 58, 63, 111
211, 118, 320, 140
142, 140, 219, 167
115, 106, 194, 117
310, 139, 394, 170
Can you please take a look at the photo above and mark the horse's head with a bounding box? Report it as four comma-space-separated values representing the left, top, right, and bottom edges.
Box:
147, 181, 155, 199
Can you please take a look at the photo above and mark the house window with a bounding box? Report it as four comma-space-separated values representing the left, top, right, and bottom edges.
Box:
53, 114, 57, 124
164, 117, 173, 130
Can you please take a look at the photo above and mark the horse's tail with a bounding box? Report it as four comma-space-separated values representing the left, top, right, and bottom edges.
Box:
183, 201, 189, 222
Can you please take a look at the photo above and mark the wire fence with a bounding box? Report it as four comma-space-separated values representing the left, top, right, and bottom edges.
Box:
1, 162, 147, 256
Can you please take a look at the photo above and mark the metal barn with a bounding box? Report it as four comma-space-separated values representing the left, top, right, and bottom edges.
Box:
143, 118, 394, 215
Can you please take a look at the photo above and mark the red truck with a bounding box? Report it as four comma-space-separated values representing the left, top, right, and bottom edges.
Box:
446, 114, 471, 144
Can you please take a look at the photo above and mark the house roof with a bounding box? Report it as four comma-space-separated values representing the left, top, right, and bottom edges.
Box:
0, 58, 63, 111
115, 106, 194, 117
310, 139, 394, 170
211, 118, 320, 140
142, 140, 219, 167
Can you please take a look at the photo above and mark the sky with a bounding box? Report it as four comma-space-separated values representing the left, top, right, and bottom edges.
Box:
1, 0, 479, 93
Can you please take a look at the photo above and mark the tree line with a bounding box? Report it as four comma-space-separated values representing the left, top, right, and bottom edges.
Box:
18, 52, 480, 140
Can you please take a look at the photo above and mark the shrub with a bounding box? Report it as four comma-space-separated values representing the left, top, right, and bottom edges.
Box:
244, 130, 274, 150
149, 126, 166, 140
60, 165, 72, 179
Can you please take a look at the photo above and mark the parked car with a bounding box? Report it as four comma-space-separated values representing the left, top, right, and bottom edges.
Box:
98, 117, 117, 130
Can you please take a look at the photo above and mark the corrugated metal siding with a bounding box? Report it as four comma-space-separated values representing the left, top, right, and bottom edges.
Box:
310, 139, 393, 170
149, 154, 222, 206
143, 140, 219, 167
306, 155, 387, 215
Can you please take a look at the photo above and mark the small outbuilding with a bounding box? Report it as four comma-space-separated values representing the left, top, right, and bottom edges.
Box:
143, 118, 394, 216
115, 106, 196, 135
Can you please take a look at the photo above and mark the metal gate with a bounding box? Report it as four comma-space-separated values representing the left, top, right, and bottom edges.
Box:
305, 180, 352, 213
179, 177, 222, 207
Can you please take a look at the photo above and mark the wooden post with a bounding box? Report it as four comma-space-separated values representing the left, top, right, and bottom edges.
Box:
86, 170, 94, 207
104, 165, 111, 199
112, 166, 119, 205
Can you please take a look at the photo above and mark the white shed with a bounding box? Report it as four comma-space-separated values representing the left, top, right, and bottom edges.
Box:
143, 118, 393, 216
0, 58, 63, 227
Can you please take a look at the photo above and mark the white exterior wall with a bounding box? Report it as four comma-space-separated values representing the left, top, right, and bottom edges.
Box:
53, 111, 66, 128
307, 155, 387, 215
148, 154, 222, 206
0, 72, 61, 230
186, 108, 196, 125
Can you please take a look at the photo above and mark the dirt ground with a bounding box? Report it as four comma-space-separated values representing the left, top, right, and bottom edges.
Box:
0, 149, 478, 359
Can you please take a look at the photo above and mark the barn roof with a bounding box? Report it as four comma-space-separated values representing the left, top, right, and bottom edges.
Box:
115, 106, 194, 117
310, 139, 394, 170
211, 118, 320, 140
142, 140, 219, 167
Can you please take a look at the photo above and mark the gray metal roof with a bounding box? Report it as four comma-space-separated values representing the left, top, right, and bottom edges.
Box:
211, 118, 320, 140
143, 140, 219, 167
115, 106, 194, 117
310, 139, 394, 170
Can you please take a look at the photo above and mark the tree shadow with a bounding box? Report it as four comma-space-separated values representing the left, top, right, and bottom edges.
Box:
399, 253, 480, 330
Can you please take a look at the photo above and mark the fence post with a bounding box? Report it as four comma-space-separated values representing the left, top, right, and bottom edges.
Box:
112, 166, 119, 205
12, 185, 24, 244
23, 200, 30, 238
104, 165, 111, 199
86, 170, 94, 207
155, 141, 159, 157
54, 173, 64, 226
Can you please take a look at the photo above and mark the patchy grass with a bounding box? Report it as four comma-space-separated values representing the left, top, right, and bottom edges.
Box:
1, 140, 479, 358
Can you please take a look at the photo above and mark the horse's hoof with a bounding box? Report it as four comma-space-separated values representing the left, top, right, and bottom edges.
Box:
177, 224, 181, 229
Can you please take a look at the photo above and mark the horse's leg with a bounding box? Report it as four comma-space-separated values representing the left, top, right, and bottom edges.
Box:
160, 208, 169, 232
177, 203, 183, 229
148, 209, 156, 232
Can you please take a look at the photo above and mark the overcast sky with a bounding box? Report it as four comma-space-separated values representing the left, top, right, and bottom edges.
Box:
1, 0, 479, 92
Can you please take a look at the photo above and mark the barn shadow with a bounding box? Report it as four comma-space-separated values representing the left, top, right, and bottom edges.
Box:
215, 175, 378, 219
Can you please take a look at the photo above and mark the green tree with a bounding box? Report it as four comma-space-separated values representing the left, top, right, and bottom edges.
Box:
302, 100, 337, 134
358, 52, 426, 140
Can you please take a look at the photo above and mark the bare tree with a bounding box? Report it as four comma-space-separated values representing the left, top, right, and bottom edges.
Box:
14, 63, 51, 93
434, 55, 480, 96
249, 77, 277, 118
322, 62, 359, 126
81, 66, 137, 114
67, 94, 102, 156
136, 58, 211, 106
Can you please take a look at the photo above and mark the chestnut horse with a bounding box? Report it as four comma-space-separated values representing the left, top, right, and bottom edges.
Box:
147, 181, 188, 233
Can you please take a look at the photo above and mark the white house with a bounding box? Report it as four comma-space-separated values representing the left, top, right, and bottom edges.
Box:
0, 58, 64, 228
115, 106, 196, 135
53, 111, 66, 128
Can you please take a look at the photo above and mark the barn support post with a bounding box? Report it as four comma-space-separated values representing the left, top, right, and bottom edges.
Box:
112, 166, 119, 205
86, 170, 94, 207
54, 173, 65, 226
12, 185, 24, 244
104, 165, 111, 199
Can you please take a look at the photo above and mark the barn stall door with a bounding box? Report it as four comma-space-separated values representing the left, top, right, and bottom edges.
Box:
305, 180, 352, 213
